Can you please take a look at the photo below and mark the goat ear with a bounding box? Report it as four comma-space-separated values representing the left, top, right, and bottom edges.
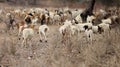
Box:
37, 32, 39, 34
28, 13, 33, 16
88, 15, 90, 17
92, 19, 95, 24
98, 26, 104, 34
73, 19, 78, 24
18, 38, 21, 40
84, 25, 88, 30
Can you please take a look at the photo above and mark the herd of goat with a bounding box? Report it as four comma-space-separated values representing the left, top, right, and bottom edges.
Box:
0, 7, 120, 47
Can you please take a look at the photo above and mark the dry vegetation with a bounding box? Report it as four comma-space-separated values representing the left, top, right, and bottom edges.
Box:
0, 17, 120, 67
0, 1, 120, 67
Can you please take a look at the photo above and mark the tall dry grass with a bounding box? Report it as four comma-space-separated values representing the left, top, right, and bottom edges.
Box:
0, 7, 120, 66
0, 25, 120, 67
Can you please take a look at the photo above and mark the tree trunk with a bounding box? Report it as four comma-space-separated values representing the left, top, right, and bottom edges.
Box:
33, 0, 37, 5
80, 0, 96, 22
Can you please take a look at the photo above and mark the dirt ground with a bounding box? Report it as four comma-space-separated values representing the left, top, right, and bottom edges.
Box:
0, 3, 120, 66
0, 23, 84, 67
0, 21, 120, 67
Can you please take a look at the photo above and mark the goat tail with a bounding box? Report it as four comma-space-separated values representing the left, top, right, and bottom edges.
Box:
45, 27, 49, 32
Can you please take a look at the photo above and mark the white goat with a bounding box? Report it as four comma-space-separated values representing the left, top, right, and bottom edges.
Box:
91, 25, 104, 34
72, 9, 83, 18
59, 20, 73, 42
53, 14, 61, 24
18, 24, 28, 36
22, 28, 34, 47
6, 13, 11, 18
101, 18, 112, 24
64, 20, 72, 25
84, 29, 93, 42
91, 26, 99, 33
59, 24, 68, 36
39, 25, 49, 42
98, 23, 111, 33
75, 23, 93, 32
14, 9, 21, 16
70, 25, 78, 35
75, 14, 82, 23
59, 20, 72, 35
87, 15, 96, 23
99, 9, 107, 15
31, 16, 39, 25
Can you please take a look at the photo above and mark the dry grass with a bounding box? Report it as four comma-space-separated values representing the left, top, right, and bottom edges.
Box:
0, 21, 120, 67
0, 5, 120, 67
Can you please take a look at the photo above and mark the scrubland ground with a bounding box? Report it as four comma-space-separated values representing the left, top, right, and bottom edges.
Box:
0, 21, 120, 67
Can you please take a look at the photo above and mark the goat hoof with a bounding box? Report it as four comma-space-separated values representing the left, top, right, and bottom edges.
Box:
45, 40, 47, 43
40, 40, 42, 42
37, 32, 39, 34
19, 38, 21, 40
